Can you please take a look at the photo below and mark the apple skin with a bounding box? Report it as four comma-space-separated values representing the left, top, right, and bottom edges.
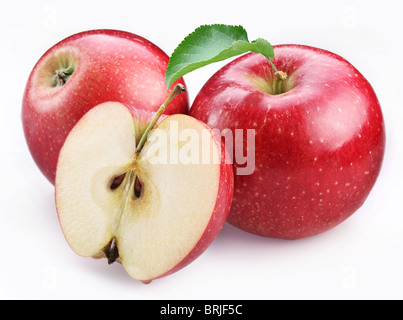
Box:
190, 44, 385, 239
22, 29, 189, 185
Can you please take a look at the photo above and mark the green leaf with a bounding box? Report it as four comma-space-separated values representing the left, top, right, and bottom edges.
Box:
165, 24, 275, 90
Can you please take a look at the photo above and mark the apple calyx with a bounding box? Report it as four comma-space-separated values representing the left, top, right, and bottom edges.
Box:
53, 64, 75, 87
104, 238, 119, 265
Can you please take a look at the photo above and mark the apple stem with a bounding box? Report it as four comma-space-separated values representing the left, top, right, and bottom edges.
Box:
136, 84, 186, 153
273, 71, 288, 95
268, 58, 288, 94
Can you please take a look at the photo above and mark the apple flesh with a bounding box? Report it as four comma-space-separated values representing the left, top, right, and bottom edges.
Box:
55, 102, 233, 282
190, 45, 385, 239
22, 29, 189, 184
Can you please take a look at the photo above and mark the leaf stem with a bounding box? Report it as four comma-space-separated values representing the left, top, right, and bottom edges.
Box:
268, 58, 278, 74
136, 84, 186, 154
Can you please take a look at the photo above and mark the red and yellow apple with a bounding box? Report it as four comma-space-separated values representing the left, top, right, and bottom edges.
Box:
22, 29, 189, 184
190, 45, 385, 239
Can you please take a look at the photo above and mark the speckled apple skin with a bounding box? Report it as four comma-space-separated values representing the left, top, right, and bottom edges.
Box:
22, 29, 189, 184
190, 45, 385, 239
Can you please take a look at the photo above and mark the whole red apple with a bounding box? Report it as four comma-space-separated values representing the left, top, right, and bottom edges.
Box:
22, 29, 189, 184
190, 45, 385, 239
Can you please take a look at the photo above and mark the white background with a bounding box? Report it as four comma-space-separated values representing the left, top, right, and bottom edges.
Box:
1, 0, 402, 300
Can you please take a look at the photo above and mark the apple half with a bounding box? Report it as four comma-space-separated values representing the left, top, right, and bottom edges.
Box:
55, 102, 234, 282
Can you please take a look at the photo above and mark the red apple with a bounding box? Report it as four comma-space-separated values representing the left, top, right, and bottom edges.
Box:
55, 100, 233, 282
190, 44, 385, 239
22, 29, 189, 184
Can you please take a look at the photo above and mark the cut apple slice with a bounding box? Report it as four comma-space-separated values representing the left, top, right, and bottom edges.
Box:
55, 101, 233, 282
